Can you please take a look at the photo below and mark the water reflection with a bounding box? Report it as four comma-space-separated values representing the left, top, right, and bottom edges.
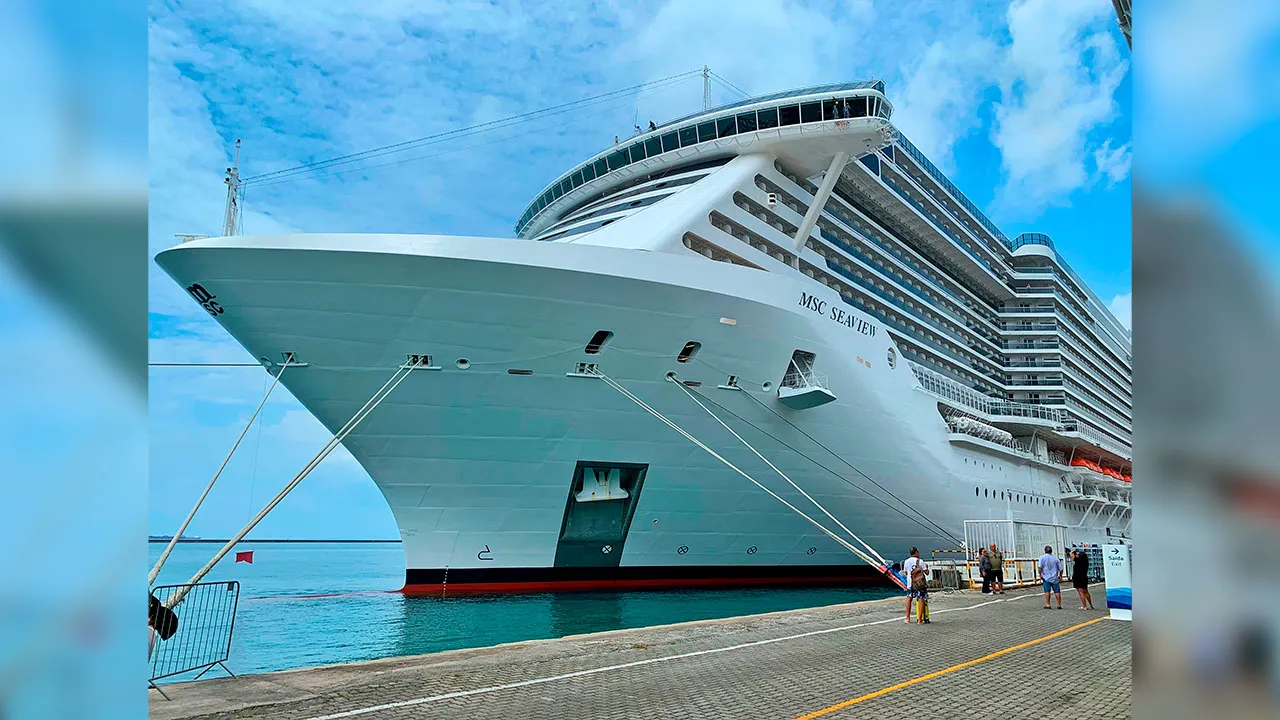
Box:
549, 593, 625, 638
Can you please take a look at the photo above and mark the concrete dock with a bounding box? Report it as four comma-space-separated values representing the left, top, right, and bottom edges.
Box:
150, 585, 1130, 719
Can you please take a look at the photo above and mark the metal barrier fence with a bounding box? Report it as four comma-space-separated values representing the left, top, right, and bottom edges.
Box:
963, 558, 1044, 590
149, 581, 240, 697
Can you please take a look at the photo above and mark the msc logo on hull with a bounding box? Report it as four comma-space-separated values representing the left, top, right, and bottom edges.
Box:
185, 283, 225, 317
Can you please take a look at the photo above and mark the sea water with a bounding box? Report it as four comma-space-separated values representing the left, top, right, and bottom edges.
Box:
148, 542, 894, 682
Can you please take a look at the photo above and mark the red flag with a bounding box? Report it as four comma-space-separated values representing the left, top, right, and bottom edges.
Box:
235, 551, 254, 564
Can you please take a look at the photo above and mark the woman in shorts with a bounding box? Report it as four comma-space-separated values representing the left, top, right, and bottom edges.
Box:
1071, 549, 1095, 609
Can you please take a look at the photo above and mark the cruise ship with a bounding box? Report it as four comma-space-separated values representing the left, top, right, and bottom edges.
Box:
156, 81, 1132, 594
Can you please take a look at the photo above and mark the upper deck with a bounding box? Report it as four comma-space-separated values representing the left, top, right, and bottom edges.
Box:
515, 81, 893, 239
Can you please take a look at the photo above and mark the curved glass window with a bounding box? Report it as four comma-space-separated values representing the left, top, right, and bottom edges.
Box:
519, 88, 896, 235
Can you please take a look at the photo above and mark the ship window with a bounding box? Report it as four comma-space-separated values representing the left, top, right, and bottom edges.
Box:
552, 184, 564, 200
847, 97, 866, 117
698, 121, 717, 142
676, 341, 701, 363
737, 111, 757, 133
646, 137, 662, 157
607, 150, 627, 171
717, 116, 737, 137
560, 178, 573, 195
757, 107, 779, 129
823, 99, 838, 120
801, 102, 822, 123
661, 132, 680, 153
571, 171, 584, 189
985, 488, 989, 498
679, 126, 698, 147
779, 104, 800, 126
594, 158, 608, 177
630, 142, 647, 162
975, 487, 979, 497
886, 346, 897, 369
585, 330, 613, 354
582, 164, 596, 182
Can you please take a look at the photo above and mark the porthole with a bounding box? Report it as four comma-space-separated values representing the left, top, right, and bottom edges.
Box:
456, 358, 471, 369
585, 330, 613, 354
677, 341, 701, 363
975, 487, 979, 497
984, 488, 989, 498
762, 381, 773, 391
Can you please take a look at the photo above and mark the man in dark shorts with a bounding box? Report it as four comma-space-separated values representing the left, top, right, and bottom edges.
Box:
988, 543, 1005, 594
1071, 549, 1095, 609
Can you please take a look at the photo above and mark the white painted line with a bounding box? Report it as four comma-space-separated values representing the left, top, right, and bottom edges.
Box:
304, 594, 1028, 720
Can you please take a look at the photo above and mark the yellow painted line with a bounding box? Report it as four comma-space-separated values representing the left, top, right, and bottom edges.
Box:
793, 617, 1107, 719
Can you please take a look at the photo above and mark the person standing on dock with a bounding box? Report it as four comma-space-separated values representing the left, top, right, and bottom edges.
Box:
1071, 550, 1095, 610
989, 543, 1005, 594
904, 547, 930, 624
978, 548, 993, 594
1038, 545, 1063, 609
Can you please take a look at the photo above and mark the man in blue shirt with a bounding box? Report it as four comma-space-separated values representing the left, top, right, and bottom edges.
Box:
1038, 545, 1063, 609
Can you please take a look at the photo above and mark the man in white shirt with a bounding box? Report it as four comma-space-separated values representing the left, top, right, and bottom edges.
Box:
903, 547, 929, 624
1038, 545, 1063, 609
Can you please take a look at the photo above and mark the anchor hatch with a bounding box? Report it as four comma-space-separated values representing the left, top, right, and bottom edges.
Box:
554, 461, 648, 568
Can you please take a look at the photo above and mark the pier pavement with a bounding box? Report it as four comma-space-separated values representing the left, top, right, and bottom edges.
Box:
150, 584, 1129, 719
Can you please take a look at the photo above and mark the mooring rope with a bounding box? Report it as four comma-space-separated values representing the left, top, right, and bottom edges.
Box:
667, 374, 889, 568
148, 359, 295, 587
591, 371, 902, 587
165, 363, 416, 608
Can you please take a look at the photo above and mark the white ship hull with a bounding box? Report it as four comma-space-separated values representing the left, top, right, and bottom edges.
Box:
157, 233, 1117, 593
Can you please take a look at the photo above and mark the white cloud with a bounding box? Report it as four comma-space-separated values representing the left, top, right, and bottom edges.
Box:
991, 0, 1128, 216
1108, 291, 1132, 330
1092, 139, 1131, 187
890, 30, 1000, 174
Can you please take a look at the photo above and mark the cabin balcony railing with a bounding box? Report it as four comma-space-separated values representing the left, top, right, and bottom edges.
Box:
910, 363, 1063, 425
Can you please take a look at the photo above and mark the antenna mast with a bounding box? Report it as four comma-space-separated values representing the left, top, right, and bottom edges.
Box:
702, 65, 711, 110
222, 139, 242, 237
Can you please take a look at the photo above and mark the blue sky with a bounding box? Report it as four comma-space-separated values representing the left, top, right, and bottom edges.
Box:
148, 0, 1137, 540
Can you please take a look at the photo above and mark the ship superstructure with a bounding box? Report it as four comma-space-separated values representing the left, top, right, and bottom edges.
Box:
157, 81, 1131, 593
